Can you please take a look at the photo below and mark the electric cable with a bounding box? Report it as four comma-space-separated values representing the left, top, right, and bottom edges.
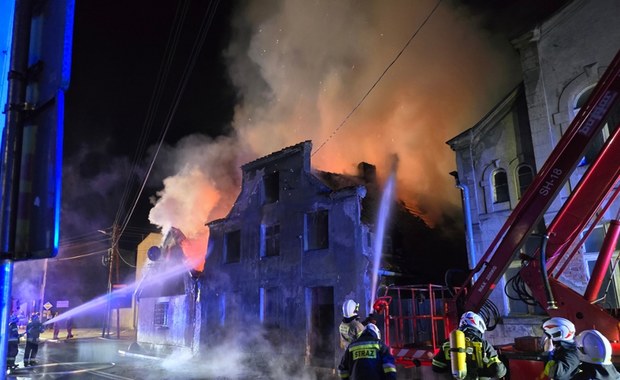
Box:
313, 0, 443, 157
112, 0, 192, 231
479, 299, 500, 331
117, 0, 221, 243
504, 270, 538, 306
112, 0, 221, 247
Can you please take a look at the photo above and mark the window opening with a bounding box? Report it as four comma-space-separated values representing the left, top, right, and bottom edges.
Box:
261, 224, 280, 257
517, 165, 534, 199
305, 210, 329, 251
260, 287, 280, 328
225, 230, 241, 263
154, 302, 169, 327
263, 172, 279, 204
493, 169, 509, 203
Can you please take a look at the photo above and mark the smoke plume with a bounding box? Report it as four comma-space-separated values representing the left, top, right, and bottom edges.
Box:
149, 0, 521, 263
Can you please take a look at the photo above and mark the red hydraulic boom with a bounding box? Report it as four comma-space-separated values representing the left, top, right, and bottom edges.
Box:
457, 48, 620, 322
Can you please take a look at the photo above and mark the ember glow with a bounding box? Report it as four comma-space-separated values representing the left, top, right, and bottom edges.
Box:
149, 0, 521, 263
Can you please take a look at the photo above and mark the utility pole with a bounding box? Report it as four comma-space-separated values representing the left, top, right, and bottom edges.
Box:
101, 223, 120, 338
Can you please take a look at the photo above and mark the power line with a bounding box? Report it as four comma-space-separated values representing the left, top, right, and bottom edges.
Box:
115, 0, 221, 246
313, 0, 443, 156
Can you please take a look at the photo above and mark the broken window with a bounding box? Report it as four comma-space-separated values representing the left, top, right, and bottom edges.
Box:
154, 301, 169, 327
263, 171, 279, 204
493, 169, 509, 203
262, 224, 280, 257
224, 230, 241, 263
305, 210, 329, 251
307, 286, 334, 367
260, 287, 280, 328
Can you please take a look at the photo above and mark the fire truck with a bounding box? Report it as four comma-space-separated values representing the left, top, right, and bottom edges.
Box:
372, 48, 620, 377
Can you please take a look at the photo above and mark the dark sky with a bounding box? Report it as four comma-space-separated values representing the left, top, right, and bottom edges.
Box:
63, 0, 236, 242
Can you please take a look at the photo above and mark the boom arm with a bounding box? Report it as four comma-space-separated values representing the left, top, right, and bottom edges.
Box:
457, 49, 620, 314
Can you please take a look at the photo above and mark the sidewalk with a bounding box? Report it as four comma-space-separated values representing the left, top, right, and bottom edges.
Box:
38, 327, 166, 361
39, 327, 135, 342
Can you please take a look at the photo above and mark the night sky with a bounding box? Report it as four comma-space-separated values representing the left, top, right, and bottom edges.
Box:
63, 0, 236, 238
13, 0, 565, 318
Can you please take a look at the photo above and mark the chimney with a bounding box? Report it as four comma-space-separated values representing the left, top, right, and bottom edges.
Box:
357, 162, 377, 184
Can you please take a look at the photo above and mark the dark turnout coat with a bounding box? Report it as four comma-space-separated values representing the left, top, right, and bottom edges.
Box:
571, 362, 620, 380
338, 330, 397, 380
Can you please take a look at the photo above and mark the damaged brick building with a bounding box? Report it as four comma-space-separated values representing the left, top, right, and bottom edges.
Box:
198, 140, 465, 369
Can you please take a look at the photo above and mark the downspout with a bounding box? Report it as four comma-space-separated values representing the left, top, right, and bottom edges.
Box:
450, 171, 477, 280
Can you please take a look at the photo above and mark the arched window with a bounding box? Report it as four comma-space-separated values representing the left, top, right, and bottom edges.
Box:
493, 169, 509, 203
517, 165, 534, 199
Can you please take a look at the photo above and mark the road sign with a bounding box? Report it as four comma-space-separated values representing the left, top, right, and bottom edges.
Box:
43, 301, 53, 310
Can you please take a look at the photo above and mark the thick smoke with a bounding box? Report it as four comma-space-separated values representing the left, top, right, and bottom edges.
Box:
149, 0, 521, 254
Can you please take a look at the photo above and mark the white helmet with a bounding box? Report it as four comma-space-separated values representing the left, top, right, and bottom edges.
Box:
459, 311, 487, 334
343, 300, 359, 318
542, 317, 575, 342
576, 329, 612, 364
366, 323, 381, 340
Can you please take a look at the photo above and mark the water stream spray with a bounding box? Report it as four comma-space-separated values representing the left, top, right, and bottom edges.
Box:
44, 261, 193, 326
369, 157, 398, 304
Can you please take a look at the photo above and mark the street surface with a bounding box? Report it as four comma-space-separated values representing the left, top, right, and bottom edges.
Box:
7, 328, 215, 380
7, 328, 431, 379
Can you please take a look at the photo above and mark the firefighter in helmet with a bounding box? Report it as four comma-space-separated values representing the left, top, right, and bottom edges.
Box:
540, 317, 580, 380
24, 312, 45, 366
572, 329, 620, 380
338, 323, 397, 380
7, 314, 23, 370
432, 311, 506, 379
339, 299, 365, 349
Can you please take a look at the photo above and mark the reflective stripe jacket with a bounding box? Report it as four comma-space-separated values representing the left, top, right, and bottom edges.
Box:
339, 317, 365, 349
431, 326, 507, 380
338, 330, 397, 380
8, 322, 20, 343
26, 320, 45, 344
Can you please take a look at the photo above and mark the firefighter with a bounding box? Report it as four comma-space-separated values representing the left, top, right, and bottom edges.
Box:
572, 329, 620, 380
339, 299, 365, 349
432, 311, 507, 379
338, 323, 397, 380
540, 317, 580, 380
24, 313, 45, 366
7, 314, 23, 370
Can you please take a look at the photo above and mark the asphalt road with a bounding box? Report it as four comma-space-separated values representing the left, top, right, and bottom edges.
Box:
6, 328, 433, 379
7, 328, 200, 380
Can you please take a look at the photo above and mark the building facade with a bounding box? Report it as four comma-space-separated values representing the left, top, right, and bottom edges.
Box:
199, 141, 376, 369
135, 230, 201, 356
448, 0, 620, 344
